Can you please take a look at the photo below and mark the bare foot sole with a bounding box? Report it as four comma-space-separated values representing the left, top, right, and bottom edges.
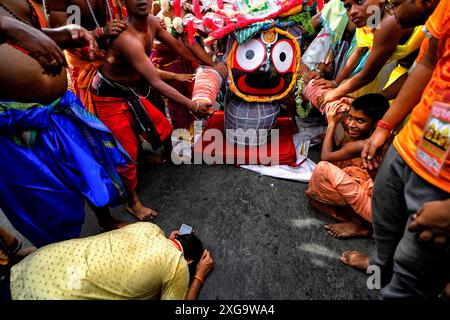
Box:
126, 205, 158, 221
324, 222, 372, 239
340, 251, 370, 271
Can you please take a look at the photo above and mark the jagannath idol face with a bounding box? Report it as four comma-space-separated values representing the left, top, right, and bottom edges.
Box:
228, 28, 300, 102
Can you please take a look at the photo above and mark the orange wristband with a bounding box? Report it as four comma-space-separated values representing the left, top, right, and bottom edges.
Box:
193, 275, 204, 285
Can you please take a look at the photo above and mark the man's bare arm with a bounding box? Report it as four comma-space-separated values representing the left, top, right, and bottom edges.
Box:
185, 250, 213, 300
0, 15, 66, 72
361, 37, 438, 169
184, 278, 203, 300
334, 46, 367, 85
117, 33, 196, 109
333, 17, 409, 96
180, 33, 215, 66
379, 73, 408, 100
376, 37, 438, 129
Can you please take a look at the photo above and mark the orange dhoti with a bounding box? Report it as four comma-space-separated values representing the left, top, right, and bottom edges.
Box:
65, 49, 104, 114
306, 161, 373, 223
91, 72, 172, 192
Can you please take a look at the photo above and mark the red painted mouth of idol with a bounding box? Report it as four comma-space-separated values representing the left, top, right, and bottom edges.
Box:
237, 75, 285, 95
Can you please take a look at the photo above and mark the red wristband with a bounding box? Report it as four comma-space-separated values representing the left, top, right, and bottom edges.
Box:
193, 275, 204, 285
377, 120, 394, 132
94, 26, 104, 39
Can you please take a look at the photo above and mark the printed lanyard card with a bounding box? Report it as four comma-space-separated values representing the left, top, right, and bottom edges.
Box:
416, 101, 450, 176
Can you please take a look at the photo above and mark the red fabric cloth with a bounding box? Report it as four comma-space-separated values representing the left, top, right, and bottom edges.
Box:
193, 111, 297, 165
92, 94, 172, 191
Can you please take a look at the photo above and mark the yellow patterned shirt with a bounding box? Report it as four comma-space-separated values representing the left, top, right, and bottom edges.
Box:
10, 222, 189, 300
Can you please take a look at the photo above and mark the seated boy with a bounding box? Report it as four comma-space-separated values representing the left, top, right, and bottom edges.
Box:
306, 94, 390, 238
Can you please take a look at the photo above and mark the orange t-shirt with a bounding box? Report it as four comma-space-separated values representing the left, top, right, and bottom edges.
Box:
415, 36, 429, 64
393, 0, 450, 193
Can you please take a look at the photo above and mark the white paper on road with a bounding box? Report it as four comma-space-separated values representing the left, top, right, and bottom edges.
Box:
240, 126, 326, 183
240, 155, 317, 183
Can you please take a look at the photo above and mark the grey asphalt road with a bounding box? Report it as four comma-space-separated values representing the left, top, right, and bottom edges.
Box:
0, 145, 378, 300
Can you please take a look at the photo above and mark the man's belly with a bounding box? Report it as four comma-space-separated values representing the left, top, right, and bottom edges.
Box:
0, 43, 68, 104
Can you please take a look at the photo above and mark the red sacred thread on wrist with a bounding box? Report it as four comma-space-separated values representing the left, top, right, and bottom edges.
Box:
94, 26, 104, 39
193, 275, 204, 285
377, 120, 394, 132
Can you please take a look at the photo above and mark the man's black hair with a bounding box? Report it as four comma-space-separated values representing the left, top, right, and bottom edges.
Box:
176, 233, 204, 281
351, 93, 390, 123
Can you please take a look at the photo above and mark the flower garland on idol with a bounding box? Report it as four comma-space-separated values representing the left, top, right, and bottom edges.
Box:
156, 0, 305, 44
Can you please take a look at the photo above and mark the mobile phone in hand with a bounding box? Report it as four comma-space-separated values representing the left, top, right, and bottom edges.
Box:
179, 224, 193, 235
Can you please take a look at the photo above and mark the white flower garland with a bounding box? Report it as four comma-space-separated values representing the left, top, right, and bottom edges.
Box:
160, 0, 170, 12
173, 17, 184, 33
243, 0, 268, 14
158, 0, 185, 35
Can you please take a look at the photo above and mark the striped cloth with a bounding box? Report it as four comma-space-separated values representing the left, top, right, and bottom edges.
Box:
302, 79, 353, 114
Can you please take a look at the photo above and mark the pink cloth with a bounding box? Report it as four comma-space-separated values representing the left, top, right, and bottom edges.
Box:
192, 66, 222, 104
302, 79, 353, 114
306, 161, 373, 222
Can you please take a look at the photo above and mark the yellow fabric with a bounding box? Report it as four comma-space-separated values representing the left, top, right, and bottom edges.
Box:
10, 223, 190, 300
356, 26, 424, 60
387, 26, 425, 63
394, 0, 450, 193
351, 26, 424, 98
356, 27, 374, 49
384, 65, 408, 105
349, 61, 397, 98
65, 50, 104, 115
279, 4, 302, 18
384, 65, 408, 89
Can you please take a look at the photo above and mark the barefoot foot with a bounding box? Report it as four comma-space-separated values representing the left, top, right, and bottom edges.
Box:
340, 251, 370, 271
126, 203, 158, 221
324, 222, 372, 239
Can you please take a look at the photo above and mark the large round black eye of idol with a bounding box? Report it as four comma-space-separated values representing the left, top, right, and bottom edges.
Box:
236, 39, 265, 71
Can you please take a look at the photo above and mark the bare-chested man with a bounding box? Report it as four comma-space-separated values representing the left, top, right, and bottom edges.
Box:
151, 1, 227, 129
45, 0, 209, 113
90, 0, 212, 221
46, 0, 129, 113
0, 2, 130, 247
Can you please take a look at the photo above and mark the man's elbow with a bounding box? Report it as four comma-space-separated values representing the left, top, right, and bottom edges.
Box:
357, 72, 377, 86
320, 153, 331, 162
177, 44, 191, 56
